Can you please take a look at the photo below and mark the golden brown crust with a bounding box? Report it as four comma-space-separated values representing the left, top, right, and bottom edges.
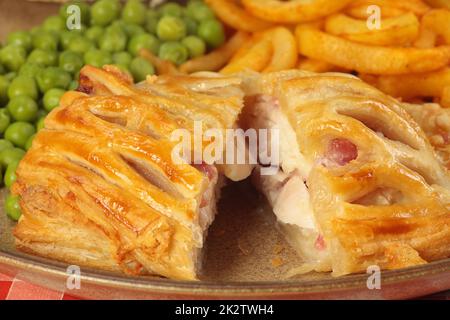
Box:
241, 70, 450, 276
13, 66, 244, 280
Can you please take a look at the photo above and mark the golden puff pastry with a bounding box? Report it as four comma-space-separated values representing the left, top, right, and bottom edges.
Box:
240, 70, 450, 276
12, 65, 248, 280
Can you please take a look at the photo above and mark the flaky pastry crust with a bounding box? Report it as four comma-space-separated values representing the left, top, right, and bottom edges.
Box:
12, 66, 244, 280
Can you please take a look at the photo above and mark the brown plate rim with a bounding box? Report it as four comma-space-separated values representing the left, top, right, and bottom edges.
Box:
1, 248, 450, 295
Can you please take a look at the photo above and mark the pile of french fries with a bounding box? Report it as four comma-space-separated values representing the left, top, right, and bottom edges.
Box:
175, 0, 450, 107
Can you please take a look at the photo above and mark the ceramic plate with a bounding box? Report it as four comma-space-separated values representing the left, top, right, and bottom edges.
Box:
1, 183, 449, 300
0, 0, 449, 301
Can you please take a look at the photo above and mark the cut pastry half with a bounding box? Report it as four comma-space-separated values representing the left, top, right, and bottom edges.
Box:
12, 65, 251, 280
240, 70, 450, 276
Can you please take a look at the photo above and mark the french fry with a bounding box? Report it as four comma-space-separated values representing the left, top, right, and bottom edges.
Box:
263, 27, 298, 72
179, 31, 250, 74
220, 34, 273, 75
221, 27, 297, 74
325, 13, 420, 46
362, 68, 450, 99
441, 86, 450, 108
424, 0, 450, 9
295, 27, 450, 75
347, 0, 431, 16
205, 0, 272, 32
415, 9, 450, 48
346, 6, 406, 19
241, 0, 353, 24
298, 58, 350, 73
139, 48, 180, 75
228, 35, 260, 64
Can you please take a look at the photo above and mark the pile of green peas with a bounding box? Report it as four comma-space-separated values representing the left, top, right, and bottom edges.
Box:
0, 0, 226, 221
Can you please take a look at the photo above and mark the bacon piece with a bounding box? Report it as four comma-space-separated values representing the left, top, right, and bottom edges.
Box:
193, 162, 217, 181
325, 138, 358, 166
76, 74, 93, 94
315, 234, 326, 251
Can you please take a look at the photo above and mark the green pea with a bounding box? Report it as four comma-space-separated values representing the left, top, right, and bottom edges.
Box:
4, 72, 17, 82
0, 76, 9, 106
85, 26, 104, 43
128, 33, 160, 56
197, 19, 225, 49
7, 96, 38, 122
0, 109, 11, 134
24, 134, 35, 152
157, 16, 187, 41
146, 8, 159, 20
7, 75, 39, 100
36, 67, 72, 93
186, 2, 215, 22
112, 51, 133, 67
68, 80, 79, 91
158, 41, 189, 65
19, 63, 44, 79
36, 116, 46, 131
0, 147, 26, 168
27, 49, 58, 67
158, 3, 183, 17
122, 23, 146, 38
43, 15, 66, 32
60, 1, 91, 25
4, 122, 36, 149
67, 36, 95, 54
129, 57, 155, 82
0, 45, 27, 72
182, 36, 206, 58
59, 51, 84, 74
6, 31, 33, 52
4, 160, 19, 188
0, 139, 13, 153
91, 0, 121, 27
32, 31, 59, 51
98, 26, 128, 52
84, 49, 113, 68
110, 19, 126, 31
43, 88, 65, 112
122, 0, 147, 25
145, 10, 159, 34
184, 16, 198, 35
5, 194, 22, 221
60, 30, 83, 50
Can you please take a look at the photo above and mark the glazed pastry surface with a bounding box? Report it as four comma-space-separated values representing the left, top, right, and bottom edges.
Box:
12, 66, 244, 280
240, 70, 450, 276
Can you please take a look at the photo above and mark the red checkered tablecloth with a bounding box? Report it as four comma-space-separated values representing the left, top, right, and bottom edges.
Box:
0, 271, 449, 300
0, 272, 78, 300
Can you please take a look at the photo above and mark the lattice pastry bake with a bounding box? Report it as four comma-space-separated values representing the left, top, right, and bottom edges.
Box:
12, 65, 250, 280
240, 70, 450, 276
